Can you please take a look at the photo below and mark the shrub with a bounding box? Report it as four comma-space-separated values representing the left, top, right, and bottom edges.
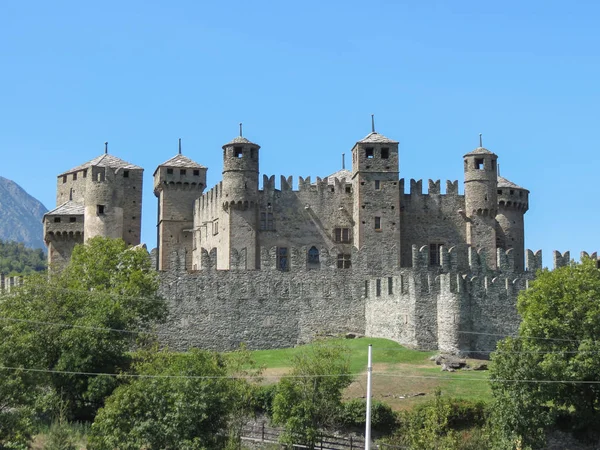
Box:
339, 398, 397, 432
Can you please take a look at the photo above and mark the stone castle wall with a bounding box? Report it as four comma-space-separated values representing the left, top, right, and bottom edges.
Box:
155, 244, 562, 355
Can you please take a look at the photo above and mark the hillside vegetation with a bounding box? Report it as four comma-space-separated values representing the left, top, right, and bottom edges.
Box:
0, 239, 47, 275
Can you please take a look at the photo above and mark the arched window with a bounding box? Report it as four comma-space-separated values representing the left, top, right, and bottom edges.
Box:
307, 246, 320, 264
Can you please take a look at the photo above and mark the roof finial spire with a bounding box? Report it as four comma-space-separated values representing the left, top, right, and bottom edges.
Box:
342, 153, 345, 170
104, 142, 108, 154
479, 133, 483, 148
178, 138, 182, 155
371, 114, 375, 133
239, 123, 243, 137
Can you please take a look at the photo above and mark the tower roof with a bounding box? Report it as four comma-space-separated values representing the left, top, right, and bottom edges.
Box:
464, 147, 497, 157
222, 136, 260, 148
324, 168, 352, 184
156, 154, 207, 170
59, 154, 142, 176
44, 201, 84, 217
498, 176, 528, 191
357, 132, 398, 144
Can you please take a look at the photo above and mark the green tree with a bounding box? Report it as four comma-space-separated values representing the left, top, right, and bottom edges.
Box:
271, 343, 353, 448
490, 257, 600, 449
0, 237, 165, 434
88, 349, 233, 450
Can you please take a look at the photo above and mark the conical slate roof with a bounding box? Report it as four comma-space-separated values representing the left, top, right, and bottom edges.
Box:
498, 176, 527, 191
464, 147, 497, 157
222, 136, 259, 148
324, 168, 352, 184
60, 154, 142, 176
157, 154, 206, 169
357, 132, 398, 144
44, 201, 84, 217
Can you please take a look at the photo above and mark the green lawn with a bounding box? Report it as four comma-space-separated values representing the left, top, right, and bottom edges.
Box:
249, 337, 492, 410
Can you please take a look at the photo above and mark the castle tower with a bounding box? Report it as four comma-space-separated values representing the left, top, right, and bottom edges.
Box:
351, 121, 401, 268
463, 145, 498, 269
220, 134, 261, 269
44, 146, 143, 268
154, 141, 207, 271
496, 176, 529, 271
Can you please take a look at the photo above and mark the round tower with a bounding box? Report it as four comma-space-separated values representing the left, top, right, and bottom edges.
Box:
496, 176, 529, 271
222, 135, 260, 207
221, 132, 261, 269
463, 145, 498, 269
84, 165, 124, 241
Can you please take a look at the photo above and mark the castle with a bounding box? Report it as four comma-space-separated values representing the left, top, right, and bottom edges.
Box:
40, 125, 586, 355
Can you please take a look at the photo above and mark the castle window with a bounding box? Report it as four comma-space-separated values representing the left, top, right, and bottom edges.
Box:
429, 243, 443, 266
374, 217, 381, 230
97, 205, 105, 215
374, 180, 380, 190
474, 158, 484, 170
62, 175, 67, 184
83, 169, 87, 178
193, 169, 200, 176
260, 212, 275, 231
73, 172, 77, 181
498, 190, 502, 194
388, 277, 393, 295
234, 147, 243, 158
180, 169, 186, 175
167, 168, 174, 174
307, 246, 320, 264
334, 227, 351, 243
364, 280, 369, 297
510, 189, 514, 195
212, 220, 219, 235
337, 253, 351, 269
54, 217, 61, 223
381, 148, 389, 159
277, 247, 289, 272
345, 185, 351, 193
376, 279, 381, 297
365, 147, 374, 159
123, 170, 129, 178
69, 217, 76, 223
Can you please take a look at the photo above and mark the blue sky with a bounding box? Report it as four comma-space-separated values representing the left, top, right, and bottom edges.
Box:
1, 0, 598, 267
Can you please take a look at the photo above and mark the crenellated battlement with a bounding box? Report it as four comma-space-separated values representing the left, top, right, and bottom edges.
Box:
198, 181, 224, 212
401, 179, 462, 196
260, 175, 352, 194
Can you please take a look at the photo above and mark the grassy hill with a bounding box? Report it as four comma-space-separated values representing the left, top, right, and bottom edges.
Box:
251, 337, 491, 410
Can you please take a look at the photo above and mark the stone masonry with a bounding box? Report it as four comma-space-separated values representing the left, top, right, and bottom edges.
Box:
43, 126, 597, 355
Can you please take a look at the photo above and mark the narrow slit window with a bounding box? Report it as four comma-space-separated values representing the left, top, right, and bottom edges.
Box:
365, 280, 369, 297
374, 217, 381, 230
388, 277, 393, 295
277, 247, 289, 272
376, 279, 381, 297
374, 180, 380, 190
429, 243, 442, 266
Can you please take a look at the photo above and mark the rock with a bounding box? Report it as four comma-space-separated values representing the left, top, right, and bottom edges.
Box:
472, 363, 488, 371
441, 363, 456, 372
345, 332, 357, 339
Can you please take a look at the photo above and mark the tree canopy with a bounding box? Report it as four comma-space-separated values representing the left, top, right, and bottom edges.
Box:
272, 342, 353, 448
0, 237, 166, 448
490, 257, 600, 449
0, 239, 46, 275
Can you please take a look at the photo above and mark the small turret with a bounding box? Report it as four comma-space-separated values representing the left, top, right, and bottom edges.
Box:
463, 142, 498, 269
496, 176, 529, 271
222, 132, 260, 208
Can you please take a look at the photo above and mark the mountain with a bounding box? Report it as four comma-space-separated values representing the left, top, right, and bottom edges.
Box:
0, 176, 48, 251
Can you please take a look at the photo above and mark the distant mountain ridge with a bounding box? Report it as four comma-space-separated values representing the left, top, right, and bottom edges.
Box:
0, 176, 47, 250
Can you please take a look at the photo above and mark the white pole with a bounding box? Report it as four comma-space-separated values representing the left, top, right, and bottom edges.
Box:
365, 344, 373, 450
